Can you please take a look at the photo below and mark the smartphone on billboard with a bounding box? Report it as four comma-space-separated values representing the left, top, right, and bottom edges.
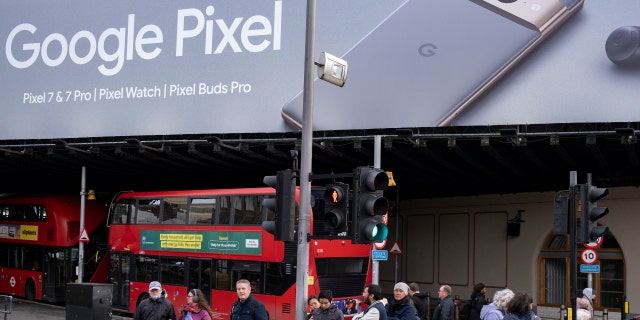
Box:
281, 0, 584, 130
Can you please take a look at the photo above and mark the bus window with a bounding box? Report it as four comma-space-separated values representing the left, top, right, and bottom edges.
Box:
136, 256, 159, 282
231, 261, 262, 293
163, 197, 187, 224
136, 199, 160, 224
112, 200, 133, 224
160, 257, 185, 286
233, 196, 261, 225
214, 260, 231, 291
188, 198, 215, 225
218, 196, 231, 225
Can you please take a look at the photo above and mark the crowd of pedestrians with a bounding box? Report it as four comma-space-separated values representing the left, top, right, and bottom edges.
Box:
131, 279, 594, 320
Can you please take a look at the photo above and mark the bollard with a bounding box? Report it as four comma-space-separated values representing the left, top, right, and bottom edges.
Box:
603, 308, 608, 320
455, 295, 461, 320
560, 305, 567, 320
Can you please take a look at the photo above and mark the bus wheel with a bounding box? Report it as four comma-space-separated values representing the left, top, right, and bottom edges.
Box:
25, 279, 36, 301
136, 293, 150, 307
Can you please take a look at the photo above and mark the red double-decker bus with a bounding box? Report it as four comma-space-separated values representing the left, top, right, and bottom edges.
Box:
108, 187, 373, 319
0, 194, 110, 302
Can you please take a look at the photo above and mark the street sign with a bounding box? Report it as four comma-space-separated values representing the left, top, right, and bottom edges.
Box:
374, 239, 387, 249
372, 249, 388, 261
583, 236, 603, 249
390, 242, 402, 254
580, 264, 600, 273
581, 249, 598, 264
79, 228, 90, 242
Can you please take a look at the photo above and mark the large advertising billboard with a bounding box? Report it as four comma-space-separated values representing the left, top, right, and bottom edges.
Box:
2, 1, 639, 140
1, 1, 403, 139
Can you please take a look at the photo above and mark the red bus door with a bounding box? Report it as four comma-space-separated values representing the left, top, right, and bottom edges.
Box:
187, 259, 213, 304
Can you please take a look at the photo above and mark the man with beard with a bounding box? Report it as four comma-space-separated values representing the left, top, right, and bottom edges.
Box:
353, 284, 387, 320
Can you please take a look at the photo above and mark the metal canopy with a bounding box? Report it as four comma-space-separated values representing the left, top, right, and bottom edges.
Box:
0, 122, 638, 200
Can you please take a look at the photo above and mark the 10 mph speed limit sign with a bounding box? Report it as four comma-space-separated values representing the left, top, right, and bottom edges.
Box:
581, 249, 598, 264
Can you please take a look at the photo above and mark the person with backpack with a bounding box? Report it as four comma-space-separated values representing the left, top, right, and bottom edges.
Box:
231, 279, 269, 320
480, 289, 514, 320
409, 283, 428, 320
465, 283, 487, 320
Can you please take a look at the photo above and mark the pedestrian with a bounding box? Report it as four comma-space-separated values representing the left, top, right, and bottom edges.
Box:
133, 281, 177, 320
386, 282, 418, 320
353, 284, 388, 320
231, 279, 269, 320
466, 283, 487, 320
178, 289, 213, 320
480, 289, 514, 320
503, 292, 540, 320
311, 290, 344, 320
409, 283, 428, 320
432, 285, 454, 320
309, 295, 320, 319
576, 288, 595, 319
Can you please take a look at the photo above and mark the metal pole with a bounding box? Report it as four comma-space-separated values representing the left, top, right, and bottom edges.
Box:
569, 171, 577, 320
78, 166, 87, 283
372, 136, 381, 284
296, 1, 315, 319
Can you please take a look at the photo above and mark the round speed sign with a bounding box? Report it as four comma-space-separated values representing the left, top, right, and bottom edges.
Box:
581, 249, 598, 264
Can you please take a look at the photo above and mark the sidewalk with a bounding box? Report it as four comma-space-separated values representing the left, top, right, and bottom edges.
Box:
3, 298, 131, 320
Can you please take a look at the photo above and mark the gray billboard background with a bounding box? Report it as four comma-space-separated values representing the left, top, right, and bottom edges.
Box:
2, 1, 639, 140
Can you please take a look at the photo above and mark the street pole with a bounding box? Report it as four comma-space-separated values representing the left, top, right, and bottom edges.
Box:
78, 166, 87, 283
296, 1, 316, 319
569, 171, 577, 320
372, 135, 381, 284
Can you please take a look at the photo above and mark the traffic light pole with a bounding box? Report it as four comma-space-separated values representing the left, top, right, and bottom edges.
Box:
296, 1, 315, 320
569, 171, 577, 320
372, 135, 381, 285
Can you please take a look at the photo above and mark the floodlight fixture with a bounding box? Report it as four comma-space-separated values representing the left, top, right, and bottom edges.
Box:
316, 52, 348, 87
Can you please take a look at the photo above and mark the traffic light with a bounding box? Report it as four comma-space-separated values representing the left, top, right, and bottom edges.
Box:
323, 183, 349, 234
552, 194, 569, 236
580, 183, 609, 243
352, 167, 389, 244
262, 169, 296, 242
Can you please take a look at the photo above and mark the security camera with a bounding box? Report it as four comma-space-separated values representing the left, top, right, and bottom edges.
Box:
317, 52, 348, 87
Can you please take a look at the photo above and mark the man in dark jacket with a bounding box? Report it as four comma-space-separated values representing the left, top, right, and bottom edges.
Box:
432, 285, 454, 320
409, 283, 428, 320
231, 279, 269, 320
311, 290, 344, 320
386, 282, 418, 320
133, 281, 177, 320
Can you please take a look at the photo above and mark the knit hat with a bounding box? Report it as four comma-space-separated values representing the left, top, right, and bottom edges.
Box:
394, 282, 410, 295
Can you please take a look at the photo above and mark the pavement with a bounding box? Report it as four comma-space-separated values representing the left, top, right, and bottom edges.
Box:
2, 298, 132, 320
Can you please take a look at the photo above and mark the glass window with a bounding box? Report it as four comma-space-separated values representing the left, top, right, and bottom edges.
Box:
160, 257, 185, 286
112, 200, 133, 224
135, 255, 159, 282
136, 199, 160, 224
214, 260, 231, 290
539, 232, 624, 310
189, 198, 215, 225
218, 196, 231, 225
163, 197, 188, 224
233, 195, 262, 225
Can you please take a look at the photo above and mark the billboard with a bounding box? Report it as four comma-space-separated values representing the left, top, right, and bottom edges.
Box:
0, 0, 404, 139
2, 1, 639, 139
